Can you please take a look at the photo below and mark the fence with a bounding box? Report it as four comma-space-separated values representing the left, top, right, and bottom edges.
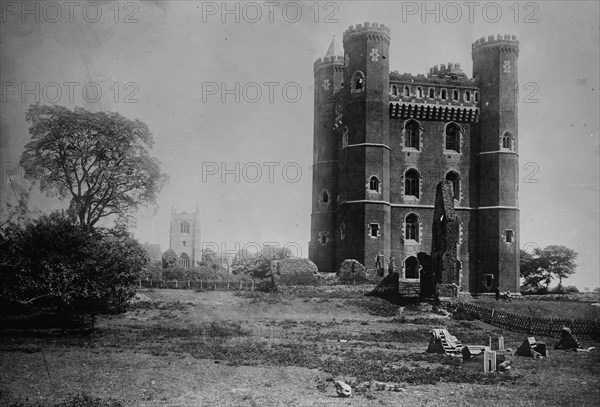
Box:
454, 301, 600, 340
139, 279, 268, 291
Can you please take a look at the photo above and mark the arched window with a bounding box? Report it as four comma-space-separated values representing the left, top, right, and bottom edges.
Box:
405, 256, 420, 279
416, 87, 423, 98
405, 213, 419, 241
465, 90, 471, 101
179, 253, 190, 269
322, 190, 329, 204
391, 85, 398, 96
369, 176, 380, 192
351, 71, 365, 93
502, 132, 513, 150
445, 171, 460, 200
441, 89, 447, 100
404, 169, 420, 198
445, 122, 461, 152
404, 119, 420, 149
452, 90, 459, 100
429, 88, 435, 98
403, 86, 410, 97
340, 223, 346, 240
180, 221, 190, 234
474, 91, 479, 102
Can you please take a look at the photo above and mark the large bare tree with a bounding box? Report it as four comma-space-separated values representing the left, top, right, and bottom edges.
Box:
20, 104, 168, 229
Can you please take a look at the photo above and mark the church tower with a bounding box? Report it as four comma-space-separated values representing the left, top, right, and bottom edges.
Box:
169, 206, 201, 268
309, 37, 344, 272
472, 34, 520, 292
337, 22, 391, 267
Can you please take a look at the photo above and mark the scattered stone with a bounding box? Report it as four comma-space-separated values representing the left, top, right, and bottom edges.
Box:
516, 337, 548, 358
334, 380, 352, 397
554, 327, 582, 351
268, 258, 319, 287
337, 259, 368, 283
497, 360, 513, 372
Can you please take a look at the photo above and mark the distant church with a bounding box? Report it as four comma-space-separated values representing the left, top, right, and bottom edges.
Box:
169, 206, 201, 268
309, 23, 520, 293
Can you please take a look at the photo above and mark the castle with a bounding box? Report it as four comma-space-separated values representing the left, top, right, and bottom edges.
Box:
309, 23, 520, 293
169, 206, 201, 268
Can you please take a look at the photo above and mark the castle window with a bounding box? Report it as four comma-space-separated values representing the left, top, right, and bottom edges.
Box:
391, 85, 398, 96
445, 122, 461, 152
342, 126, 349, 148
403, 86, 410, 97
502, 131, 514, 150
474, 91, 479, 102
369, 176, 381, 192
465, 90, 471, 101
452, 90, 459, 100
483, 274, 494, 290
429, 88, 435, 98
180, 221, 190, 234
404, 169, 420, 199
319, 231, 329, 245
404, 256, 420, 279
405, 213, 419, 242
505, 230, 514, 243
351, 71, 365, 93
441, 89, 447, 100
369, 223, 380, 238
445, 171, 460, 200
416, 87, 423, 98
340, 223, 346, 240
404, 119, 421, 149
179, 253, 190, 269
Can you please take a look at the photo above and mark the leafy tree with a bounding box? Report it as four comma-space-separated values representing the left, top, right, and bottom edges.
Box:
0, 211, 148, 318
19, 104, 168, 229
232, 245, 292, 279
161, 249, 178, 269
520, 245, 577, 290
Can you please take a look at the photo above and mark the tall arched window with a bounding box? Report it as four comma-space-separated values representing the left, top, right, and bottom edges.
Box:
405, 256, 420, 279
391, 85, 398, 96
404, 119, 420, 149
404, 169, 420, 198
351, 71, 365, 93
369, 176, 380, 192
445, 122, 461, 152
405, 213, 419, 241
465, 90, 471, 101
416, 87, 423, 98
429, 88, 435, 98
441, 89, 447, 100
180, 221, 190, 234
502, 132, 514, 150
445, 171, 460, 200
179, 253, 190, 269
452, 90, 459, 100
403, 86, 410, 97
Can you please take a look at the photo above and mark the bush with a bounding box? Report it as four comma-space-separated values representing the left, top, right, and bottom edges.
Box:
0, 211, 148, 318
550, 285, 580, 294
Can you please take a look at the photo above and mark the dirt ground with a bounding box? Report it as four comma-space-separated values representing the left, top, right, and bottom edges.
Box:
1, 288, 599, 406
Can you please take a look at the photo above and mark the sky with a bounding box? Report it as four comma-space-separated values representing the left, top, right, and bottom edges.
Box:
1, 0, 599, 290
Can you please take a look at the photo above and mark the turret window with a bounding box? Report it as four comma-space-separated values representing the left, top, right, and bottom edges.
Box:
369, 223, 380, 238
351, 71, 365, 93
502, 131, 514, 150
445, 122, 461, 153
405, 213, 420, 242
369, 176, 381, 192
404, 119, 421, 149
404, 169, 420, 199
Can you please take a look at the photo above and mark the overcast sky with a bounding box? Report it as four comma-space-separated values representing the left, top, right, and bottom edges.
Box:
1, 1, 598, 289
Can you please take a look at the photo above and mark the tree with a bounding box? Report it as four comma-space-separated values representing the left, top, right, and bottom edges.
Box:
520, 245, 577, 290
162, 249, 178, 269
20, 104, 168, 229
232, 245, 293, 279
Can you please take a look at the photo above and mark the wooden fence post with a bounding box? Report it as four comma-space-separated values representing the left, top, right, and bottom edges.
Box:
175, 280, 178, 289
200, 280, 203, 290
251, 281, 255, 291
239, 280, 242, 290
227, 280, 230, 290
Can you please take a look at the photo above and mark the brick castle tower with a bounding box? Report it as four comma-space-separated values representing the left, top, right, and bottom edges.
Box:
309, 24, 520, 293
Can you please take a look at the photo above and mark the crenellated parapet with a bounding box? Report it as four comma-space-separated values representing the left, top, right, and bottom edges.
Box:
472, 34, 519, 55
343, 22, 391, 43
313, 55, 344, 72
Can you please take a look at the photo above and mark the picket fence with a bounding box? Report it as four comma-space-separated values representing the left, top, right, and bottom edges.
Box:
139, 279, 268, 291
454, 301, 600, 340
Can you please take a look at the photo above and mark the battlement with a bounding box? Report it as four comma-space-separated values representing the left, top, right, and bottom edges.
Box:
472, 33, 519, 49
429, 62, 465, 77
313, 55, 344, 70
343, 22, 391, 41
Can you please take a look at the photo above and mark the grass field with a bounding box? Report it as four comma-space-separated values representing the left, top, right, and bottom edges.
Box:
1, 287, 599, 406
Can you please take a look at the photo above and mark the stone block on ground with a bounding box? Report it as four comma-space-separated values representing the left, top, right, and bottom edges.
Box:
271, 258, 319, 286
337, 259, 368, 283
